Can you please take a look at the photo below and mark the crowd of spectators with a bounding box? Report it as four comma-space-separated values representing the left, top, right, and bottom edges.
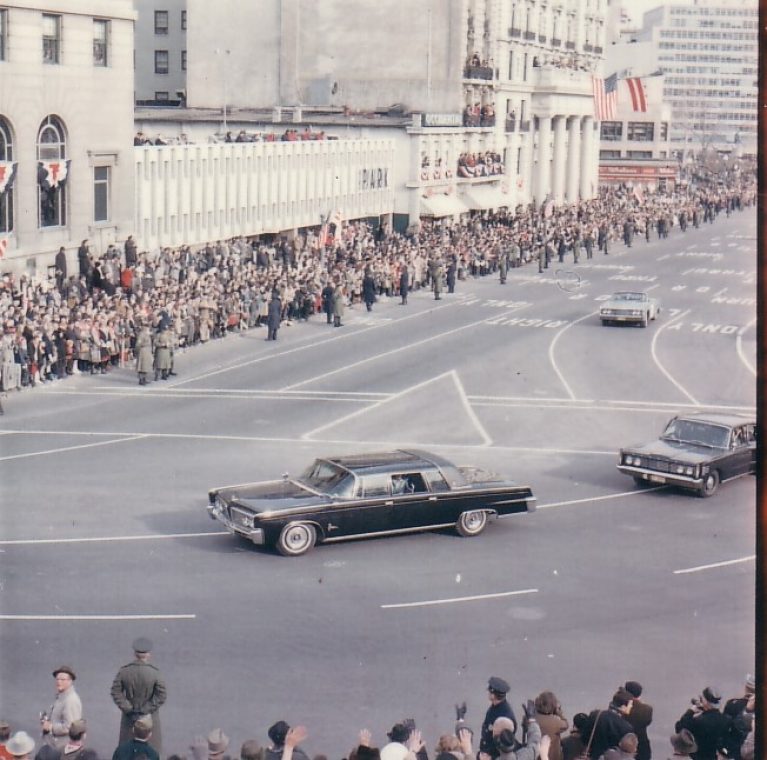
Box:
462, 103, 495, 128
0, 178, 754, 395
0, 670, 756, 760
457, 152, 504, 178
133, 129, 330, 148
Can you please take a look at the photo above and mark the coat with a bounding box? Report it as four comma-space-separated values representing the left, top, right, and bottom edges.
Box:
537, 712, 568, 760
135, 331, 153, 374
362, 274, 377, 304
267, 296, 282, 330
583, 709, 633, 759
47, 686, 83, 749
153, 330, 171, 372
626, 700, 652, 760
112, 739, 160, 760
111, 660, 167, 752
675, 708, 731, 760
332, 287, 345, 317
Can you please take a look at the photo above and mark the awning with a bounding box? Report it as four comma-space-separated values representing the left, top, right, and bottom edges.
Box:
460, 185, 512, 210
420, 193, 469, 217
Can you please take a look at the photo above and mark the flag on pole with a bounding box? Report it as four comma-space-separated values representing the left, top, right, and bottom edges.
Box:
625, 77, 648, 112
592, 73, 618, 121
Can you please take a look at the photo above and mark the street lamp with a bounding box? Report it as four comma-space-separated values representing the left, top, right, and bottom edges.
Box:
214, 48, 231, 134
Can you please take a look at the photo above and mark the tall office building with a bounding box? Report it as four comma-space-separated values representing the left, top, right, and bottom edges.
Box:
609, 0, 758, 151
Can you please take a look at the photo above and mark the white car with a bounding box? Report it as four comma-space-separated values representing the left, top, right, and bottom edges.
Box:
600, 291, 661, 327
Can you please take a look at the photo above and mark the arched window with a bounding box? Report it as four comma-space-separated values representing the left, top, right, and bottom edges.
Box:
0, 117, 14, 233
37, 115, 68, 228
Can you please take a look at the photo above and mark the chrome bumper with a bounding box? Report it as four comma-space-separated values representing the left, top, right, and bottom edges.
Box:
618, 465, 702, 489
206, 505, 265, 545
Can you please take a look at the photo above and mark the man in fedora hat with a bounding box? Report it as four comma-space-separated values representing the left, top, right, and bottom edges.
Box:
112, 716, 158, 760
5, 732, 35, 760
111, 638, 166, 754
674, 687, 730, 760
669, 728, 697, 758
42, 666, 83, 749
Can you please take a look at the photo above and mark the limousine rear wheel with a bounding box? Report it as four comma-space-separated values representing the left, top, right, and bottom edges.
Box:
456, 510, 488, 537
699, 470, 720, 498
276, 522, 317, 556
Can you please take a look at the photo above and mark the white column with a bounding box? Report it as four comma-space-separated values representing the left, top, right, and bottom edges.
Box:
519, 128, 534, 202
579, 116, 594, 200
551, 115, 567, 203
566, 115, 581, 203
535, 115, 552, 203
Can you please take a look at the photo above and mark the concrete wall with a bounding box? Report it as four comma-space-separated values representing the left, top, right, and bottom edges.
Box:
0, 0, 136, 273
186, 0, 465, 113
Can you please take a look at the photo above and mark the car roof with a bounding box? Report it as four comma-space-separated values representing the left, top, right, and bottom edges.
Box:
325, 449, 446, 474
674, 412, 754, 428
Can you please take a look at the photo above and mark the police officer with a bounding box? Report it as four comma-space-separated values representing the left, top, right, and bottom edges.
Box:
111, 638, 166, 754
480, 677, 517, 759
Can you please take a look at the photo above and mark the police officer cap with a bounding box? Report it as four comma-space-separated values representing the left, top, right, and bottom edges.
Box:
132, 637, 153, 653
488, 676, 510, 694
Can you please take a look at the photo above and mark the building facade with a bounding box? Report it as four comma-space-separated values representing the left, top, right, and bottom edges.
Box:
613, 0, 758, 151
133, 0, 186, 105
0, 0, 136, 275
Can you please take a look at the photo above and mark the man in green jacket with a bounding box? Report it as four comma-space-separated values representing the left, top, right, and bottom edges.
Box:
111, 638, 166, 754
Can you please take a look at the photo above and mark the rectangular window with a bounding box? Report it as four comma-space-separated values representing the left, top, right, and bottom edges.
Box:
599, 149, 622, 159
181, 10, 187, 30
0, 9, 7, 62
660, 122, 669, 139
93, 166, 109, 222
627, 122, 655, 141
600, 121, 623, 140
93, 19, 108, 66
154, 10, 169, 35
181, 50, 187, 71
155, 91, 169, 101
627, 150, 653, 158
154, 50, 169, 74
43, 14, 61, 64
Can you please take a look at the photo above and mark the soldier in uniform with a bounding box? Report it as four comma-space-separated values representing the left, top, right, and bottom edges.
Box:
111, 638, 166, 754
429, 257, 444, 300
153, 329, 171, 381
498, 249, 508, 284
135, 325, 153, 386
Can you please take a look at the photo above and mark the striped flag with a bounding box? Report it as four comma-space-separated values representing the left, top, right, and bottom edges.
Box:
626, 77, 648, 112
592, 73, 618, 121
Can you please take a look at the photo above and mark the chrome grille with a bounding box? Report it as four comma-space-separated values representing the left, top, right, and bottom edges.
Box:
642, 457, 672, 473
230, 506, 255, 529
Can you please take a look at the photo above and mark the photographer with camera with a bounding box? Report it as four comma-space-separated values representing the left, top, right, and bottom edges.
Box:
674, 687, 731, 760
42, 667, 82, 750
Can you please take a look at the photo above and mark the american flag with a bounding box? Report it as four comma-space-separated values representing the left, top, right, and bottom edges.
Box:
592, 73, 618, 121
625, 77, 648, 112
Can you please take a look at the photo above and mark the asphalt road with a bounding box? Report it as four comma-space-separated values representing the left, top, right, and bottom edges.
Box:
0, 207, 756, 760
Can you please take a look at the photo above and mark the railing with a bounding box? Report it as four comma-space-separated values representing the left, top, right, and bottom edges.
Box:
583, 43, 593, 52
538, 34, 547, 43
463, 65, 494, 80
509, 27, 521, 37
551, 37, 561, 46
463, 114, 496, 128
565, 41, 575, 50
523, 30, 536, 40
519, 120, 531, 132
594, 45, 603, 54
505, 118, 516, 133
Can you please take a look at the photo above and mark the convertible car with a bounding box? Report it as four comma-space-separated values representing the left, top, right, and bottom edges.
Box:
207, 449, 536, 555
600, 291, 661, 327
617, 413, 756, 497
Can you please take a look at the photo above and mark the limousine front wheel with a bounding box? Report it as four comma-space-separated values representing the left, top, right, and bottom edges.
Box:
456, 510, 488, 537
276, 522, 317, 556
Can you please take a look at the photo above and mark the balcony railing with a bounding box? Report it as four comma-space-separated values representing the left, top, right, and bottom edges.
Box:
509, 27, 521, 38
565, 41, 575, 50
523, 30, 536, 40
505, 117, 516, 133
538, 34, 547, 42
464, 65, 494, 80
594, 45, 603, 54
551, 37, 561, 46
519, 120, 531, 132
583, 43, 593, 52
463, 113, 496, 128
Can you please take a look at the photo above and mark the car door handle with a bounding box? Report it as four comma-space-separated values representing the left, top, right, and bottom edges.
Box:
385, 500, 393, 506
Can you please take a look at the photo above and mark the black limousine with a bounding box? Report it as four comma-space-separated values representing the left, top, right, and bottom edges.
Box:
617, 412, 756, 497
207, 449, 536, 555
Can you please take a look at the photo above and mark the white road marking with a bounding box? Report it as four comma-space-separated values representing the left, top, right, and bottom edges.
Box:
451, 370, 493, 447
538, 487, 664, 509
547, 311, 599, 401
283, 316, 495, 391
650, 309, 700, 405
381, 588, 538, 609
736, 317, 757, 377
673, 555, 755, 575
172, 299, 461, 387
0, 434, 148, 462
0, 531, 229, 546
0, 614, 196, 620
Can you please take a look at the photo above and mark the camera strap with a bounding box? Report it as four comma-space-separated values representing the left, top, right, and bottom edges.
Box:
582, 710, 602, 759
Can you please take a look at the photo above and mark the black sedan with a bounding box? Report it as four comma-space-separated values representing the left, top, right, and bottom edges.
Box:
207, 449, 536, 555
617, 412, 756, 497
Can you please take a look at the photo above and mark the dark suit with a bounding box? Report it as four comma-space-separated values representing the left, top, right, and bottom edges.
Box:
627, 700, 653, 760
267, 296, 282, 340
399, 268, 409, 304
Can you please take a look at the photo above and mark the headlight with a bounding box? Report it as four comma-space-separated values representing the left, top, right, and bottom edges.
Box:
684, 466, 694, 476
